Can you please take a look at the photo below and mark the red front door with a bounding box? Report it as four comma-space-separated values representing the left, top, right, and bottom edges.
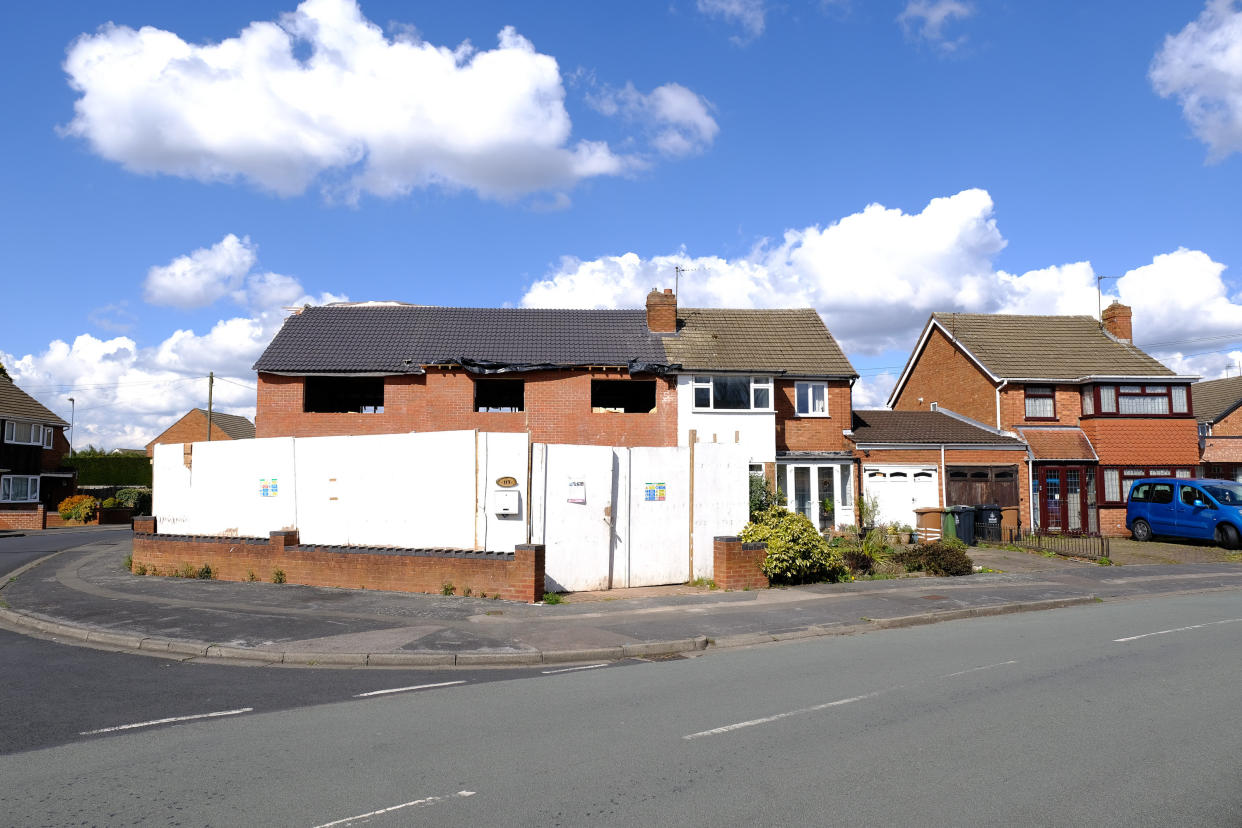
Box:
1038, 465, 1097, 534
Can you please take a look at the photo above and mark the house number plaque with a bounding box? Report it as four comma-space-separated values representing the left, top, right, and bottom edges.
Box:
495, 476, 518, 488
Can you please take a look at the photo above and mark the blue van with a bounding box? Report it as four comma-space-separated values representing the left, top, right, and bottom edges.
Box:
1126, 477, 1242, 549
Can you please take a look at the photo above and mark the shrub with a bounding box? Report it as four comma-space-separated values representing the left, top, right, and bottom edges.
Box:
841, 544, 875, 575
62, 456, 151, 486
740, 506, 847, 585
893, 540, 974, 577
102, 497, 119, 509
58, 495, 99, 523
748, 475, 781, 520
115, 487, 153, 513
861, 527, 889, 558
272, 569, 286, 584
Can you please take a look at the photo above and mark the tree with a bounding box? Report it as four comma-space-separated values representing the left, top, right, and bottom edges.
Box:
0, 361, 9, 380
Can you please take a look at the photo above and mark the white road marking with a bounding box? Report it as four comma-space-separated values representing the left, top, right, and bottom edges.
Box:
684, 691, 886, 740
541, 663, 608, 674
1114, 617, 1242, 643
352, 680, 466, 698
80, 707, 253, 735
941, 660, 1018, 678
312, 790, 476, 827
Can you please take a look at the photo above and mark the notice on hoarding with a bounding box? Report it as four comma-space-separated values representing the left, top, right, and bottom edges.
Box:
260, 478, 279, 498
567, 480, 586, 504
644, 482, 666, 502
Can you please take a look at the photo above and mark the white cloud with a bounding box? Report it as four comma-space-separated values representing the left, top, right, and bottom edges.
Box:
2, 238, 345, 450
1114, 247, 1241, 347
1150, 0, 1242, 160
587, 82, 719, 157
143, 234, 257, 308
696, 0, 767, 41
897, 0, 973, 52
61, 0, 718, 201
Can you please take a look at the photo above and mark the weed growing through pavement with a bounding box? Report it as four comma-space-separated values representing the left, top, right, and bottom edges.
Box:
542, 592, 563, 604
133, 563, 148, 575
462, 586, 473, 597
123, 554, 133, 572
689, 576, 718, 590
1097, 557, 1114, 566
246, 570, 258, 582
272, 569, 286, 584
441, 582, 456, 596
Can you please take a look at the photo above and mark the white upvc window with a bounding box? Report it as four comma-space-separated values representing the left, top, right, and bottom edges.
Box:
42, 426, 53, 448
3, 421, 47, 446
0, 475, 40, 503
692, 376, 773, 411
795, 381, 829, 416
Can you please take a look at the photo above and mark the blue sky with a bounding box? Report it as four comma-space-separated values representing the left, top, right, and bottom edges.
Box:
3, 0, 1242, 448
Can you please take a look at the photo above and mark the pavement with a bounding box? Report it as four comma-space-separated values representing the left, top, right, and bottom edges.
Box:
2, 527, 1242, 668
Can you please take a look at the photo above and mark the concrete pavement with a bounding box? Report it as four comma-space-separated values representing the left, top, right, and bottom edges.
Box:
2, 528, 1242, 667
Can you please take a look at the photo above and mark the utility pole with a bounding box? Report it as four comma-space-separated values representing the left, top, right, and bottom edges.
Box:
206, 372, 214, 442
68, 397, 75, 457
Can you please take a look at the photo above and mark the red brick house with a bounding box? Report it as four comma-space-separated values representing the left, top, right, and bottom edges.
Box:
252, 291, 858, 532
1190, 375, 1242, 482
145, 408, 255, 457
0, 375, 73, 528
887, 303, 1199, 536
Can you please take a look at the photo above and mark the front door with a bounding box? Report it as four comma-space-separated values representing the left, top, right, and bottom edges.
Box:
1038, 465, 1097, 534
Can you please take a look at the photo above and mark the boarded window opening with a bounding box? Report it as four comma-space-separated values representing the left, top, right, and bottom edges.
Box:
304, 376, 384, 413
591, 380, 656, 413
475, 380, 525, 412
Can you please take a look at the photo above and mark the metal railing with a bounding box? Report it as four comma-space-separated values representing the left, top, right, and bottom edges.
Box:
1002, 528, 1110, 560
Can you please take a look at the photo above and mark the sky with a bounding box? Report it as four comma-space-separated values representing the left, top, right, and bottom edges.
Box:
3, 0, 1242, 449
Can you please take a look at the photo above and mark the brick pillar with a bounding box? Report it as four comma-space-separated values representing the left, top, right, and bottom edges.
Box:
270, 529, 299, 551
133, 516, 156, 534
713, 536, 769, 591
513, 543, 546, 603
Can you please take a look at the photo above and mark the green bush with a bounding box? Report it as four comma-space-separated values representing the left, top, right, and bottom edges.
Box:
841, 544, 874, 575
57, 494, 99, 522
740, 506, 847, 585
115, 487, 153, 513
62, 456, 152, 486
101, 497, 119, 509
748, 475, 781, 520
893, 540, 974, 577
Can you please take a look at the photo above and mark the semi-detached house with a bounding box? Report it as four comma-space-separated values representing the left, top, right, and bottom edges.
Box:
888, 302, 1200, 536
0, 375, 73, 526
252, 290, 859, 533
1190, 375, 1242, 482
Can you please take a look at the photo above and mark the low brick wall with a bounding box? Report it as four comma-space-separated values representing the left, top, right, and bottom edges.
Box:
0, 505, 45, 530
713, 536, 769, 591
131, 518, 545, 602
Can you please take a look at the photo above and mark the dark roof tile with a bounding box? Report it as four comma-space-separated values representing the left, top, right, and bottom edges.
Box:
850, 410, 1021, 445
0, 377, 68, 426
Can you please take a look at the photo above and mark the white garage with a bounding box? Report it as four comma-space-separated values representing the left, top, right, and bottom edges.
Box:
862, 465, 939, 527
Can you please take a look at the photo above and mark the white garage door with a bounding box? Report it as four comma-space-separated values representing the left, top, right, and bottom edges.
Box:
863, 466, 939, 527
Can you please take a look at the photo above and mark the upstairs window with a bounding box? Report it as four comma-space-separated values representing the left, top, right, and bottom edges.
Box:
591, 380, 656, 413
1082, 384, 1190, 418
1080, 386, 1094, 416
3, 421, 48, 446
1024, 386, 1055, 419
304, 376, 385, 413
1119, 385, 1168, 415
795, 382, 829, 416
692, 376, 773, 411
475, 379, 524, 412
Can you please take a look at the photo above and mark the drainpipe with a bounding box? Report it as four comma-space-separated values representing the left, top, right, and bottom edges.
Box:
940, 444, 947, 506
995, 380, 1008, 430
1027, 446, 1037, 534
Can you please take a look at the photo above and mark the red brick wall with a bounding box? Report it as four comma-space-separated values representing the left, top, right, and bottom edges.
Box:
147, 411, 241, 456
256, 370, 679, 448
0, 505, 45, 530
41, 428, 70, 472
892, 328, 997, 424
1080, 418, 1200, 466
1211, 407, 1242, 437
1099, 506, 1127, 537
999, 384, 1083, 429
860, 448, 1032, 528
713, 536, 769, 591
132, 520, 545, 602
775, 380, 852, 452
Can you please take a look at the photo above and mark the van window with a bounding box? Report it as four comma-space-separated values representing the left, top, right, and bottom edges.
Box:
1149, 484, 1174, 505
1129, 483, 1150, 502
1205, 483, 1242, 505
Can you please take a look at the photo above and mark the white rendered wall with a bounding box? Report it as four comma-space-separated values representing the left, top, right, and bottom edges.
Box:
625, 446, 691, 587
675, 376, 776, 464
691, 442, 751, 580
531, 443, 617, 592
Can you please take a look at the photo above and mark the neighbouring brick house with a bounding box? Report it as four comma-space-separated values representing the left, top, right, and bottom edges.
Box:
146, 408, 255, 457
849, 409, 1030, 529
252, 290, 858, 532
0, 375, 73, 527
1190, 375, 1242, 482
888, 303, 1199, 536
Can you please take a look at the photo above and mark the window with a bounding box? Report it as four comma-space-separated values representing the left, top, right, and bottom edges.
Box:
795, 382, 829, 416
1024, 386, 1055, 419
1149, 484, 1174, 505
1180, 485, 1211, 507
474, 380, 525, 412
692, 376, 773, 411
42, 427, 53, 449
3, 421, 47, 446
591, 380, 656, 413
1082, 384, 1191, 418
1100, 466, 1197, 505
0, 475, 39, 503
304, 377, 384, 413
1129, 482, 1150, 503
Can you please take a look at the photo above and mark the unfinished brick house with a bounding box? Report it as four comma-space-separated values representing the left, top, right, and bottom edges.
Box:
145, 408, 255, 457
252, 290, 858, 532
0, 375, 73, 528
887, 303, 1199, 536
1190, 375, 1242, 482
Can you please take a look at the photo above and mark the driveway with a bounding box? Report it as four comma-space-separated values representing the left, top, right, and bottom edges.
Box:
970, 535, 1242, 573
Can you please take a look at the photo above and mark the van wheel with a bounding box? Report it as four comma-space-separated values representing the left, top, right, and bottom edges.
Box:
1131, 519, 1152, 542
1215, 524, 1240, 551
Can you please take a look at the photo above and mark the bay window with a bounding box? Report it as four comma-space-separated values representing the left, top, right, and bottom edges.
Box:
1080, 384, 1190, 418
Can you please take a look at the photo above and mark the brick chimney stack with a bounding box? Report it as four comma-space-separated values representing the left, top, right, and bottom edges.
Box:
646, 288, 677, 333
1102, 302, 1133, 343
